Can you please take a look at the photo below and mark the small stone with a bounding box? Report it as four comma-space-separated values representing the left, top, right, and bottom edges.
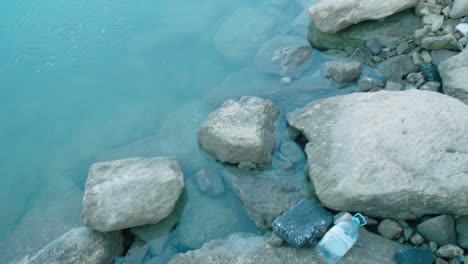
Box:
417, 215, 457, 246
422, 34, 458, 49
378, 219, 404, 240
423, 14, 445, 32
269, 233, 284, 247
413, 52, 425, 65
456, 23, 468, 36
443, 24, 456, 35
404, 227, 415, 241
430, 241, 438, 252
385, 81, 404, 91
459, 36, 468, 46
410, 233, 426, 246
272, 199, 333, 248
358, 76, 386, 92
194, 168, 225, 197
406, 72, 425, 84
436, 244, 464, 258
322, 61, 362, 85
398, 220, 410, 229
365, 216, 379, 226
419, 81, 441, 92
280, 76, 292, 85
395, 248, 433, 264
397, 42, 410, 55
372, 56, 384, 63
421, 50, 433, 63
416, 2, 443, 16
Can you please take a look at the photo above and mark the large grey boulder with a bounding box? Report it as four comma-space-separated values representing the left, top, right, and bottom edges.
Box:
82, 157, 185, 232
169, 229, 403, 264
287, 90, 468, 219
439, 49, 468, 104
308, 0, 419, 34
197, 97, 280, 165
18, 227, 122, 264
308, 10, 421, 51
450, 0, 468, 18
214, 7, 275, 64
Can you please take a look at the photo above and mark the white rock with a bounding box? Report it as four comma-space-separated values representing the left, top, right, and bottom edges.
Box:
308, 0, 419, 33
197, 97, 280, 165
81, 157, 185, 232
287, 90, 468, 219
456, 23, 468, 36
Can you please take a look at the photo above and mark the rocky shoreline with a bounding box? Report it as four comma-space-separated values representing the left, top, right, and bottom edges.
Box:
15, 0, 468, 264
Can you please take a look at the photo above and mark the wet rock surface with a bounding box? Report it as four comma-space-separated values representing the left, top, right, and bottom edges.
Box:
272, 199, 333, 248
81, 157, 185, 232
197, 97, 280, 166
322, 61, 362, 86
287, 90, 468, 219
169, 229, 403, 264
19, 227, 122, 264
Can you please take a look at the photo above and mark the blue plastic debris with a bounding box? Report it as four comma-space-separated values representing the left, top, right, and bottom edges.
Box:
395, 248, 433, 264
272, 199, 333, 248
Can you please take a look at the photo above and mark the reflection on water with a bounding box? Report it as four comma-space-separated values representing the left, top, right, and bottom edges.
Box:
0, 0, 350, 262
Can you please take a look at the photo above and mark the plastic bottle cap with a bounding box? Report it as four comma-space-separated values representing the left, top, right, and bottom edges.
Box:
352, 213, 367, 226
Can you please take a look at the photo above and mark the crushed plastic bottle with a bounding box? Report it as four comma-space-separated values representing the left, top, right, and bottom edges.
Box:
315, 213, 367, 264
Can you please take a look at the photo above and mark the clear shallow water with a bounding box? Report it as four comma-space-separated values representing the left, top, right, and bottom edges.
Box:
0, 0, 351, 262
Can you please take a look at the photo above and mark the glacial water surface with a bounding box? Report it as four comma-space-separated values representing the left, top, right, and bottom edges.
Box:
0, 0, 353, 262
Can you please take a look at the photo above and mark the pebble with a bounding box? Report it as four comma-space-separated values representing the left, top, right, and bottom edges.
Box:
413, 52, 425, 65
358, 76, 385, 92
280, 76, 292, 85
421, 50, 433, 63
404, 227, 415, 241
378, 219, 403, 239
268, 233, 284, 247
436, 244, 464, 258
397, 42, 410, 55
410, 233, 425, 246
430, 241, 439, 252
385, 81, 404, 91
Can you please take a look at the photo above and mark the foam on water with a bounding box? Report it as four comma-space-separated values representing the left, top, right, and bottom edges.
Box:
0, 0, 347, 262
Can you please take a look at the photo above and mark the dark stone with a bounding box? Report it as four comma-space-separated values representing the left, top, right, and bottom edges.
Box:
377, 55, 419, 82
419, 64, 441, 82
417, 215, 457, 246
272, 199, 333, 248
395, 248, 433, 264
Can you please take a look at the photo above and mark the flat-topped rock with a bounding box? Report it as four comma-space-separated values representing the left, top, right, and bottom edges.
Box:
82, 157, 185, 232
308, 0, 419, 33
169, 229, 403, 264
197, 97, 280, 165
287, 90, 468, 219
439, 48, 468, 104
18, 227, 122, 264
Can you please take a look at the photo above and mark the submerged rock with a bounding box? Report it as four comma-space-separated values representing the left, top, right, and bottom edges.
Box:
287, 90, 468, 219
308, 0, 419, 34
272, 199, 333, 248
169, 229, 403, 264
176, 177, 256, 249
193, 168, 225, 197
81, 157, 185, 232
255, 36, 312, 77
322, 61, 362, 86
308, 10, 421, 52
438, 48, 468, 104
214, 7, 275, 64
197, 97, 280, 166
19, 227, 122, 264
377, 55, 419, 82
223, 169, 308, 230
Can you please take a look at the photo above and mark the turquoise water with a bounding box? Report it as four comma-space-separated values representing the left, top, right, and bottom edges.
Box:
0, 0, 351, 262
